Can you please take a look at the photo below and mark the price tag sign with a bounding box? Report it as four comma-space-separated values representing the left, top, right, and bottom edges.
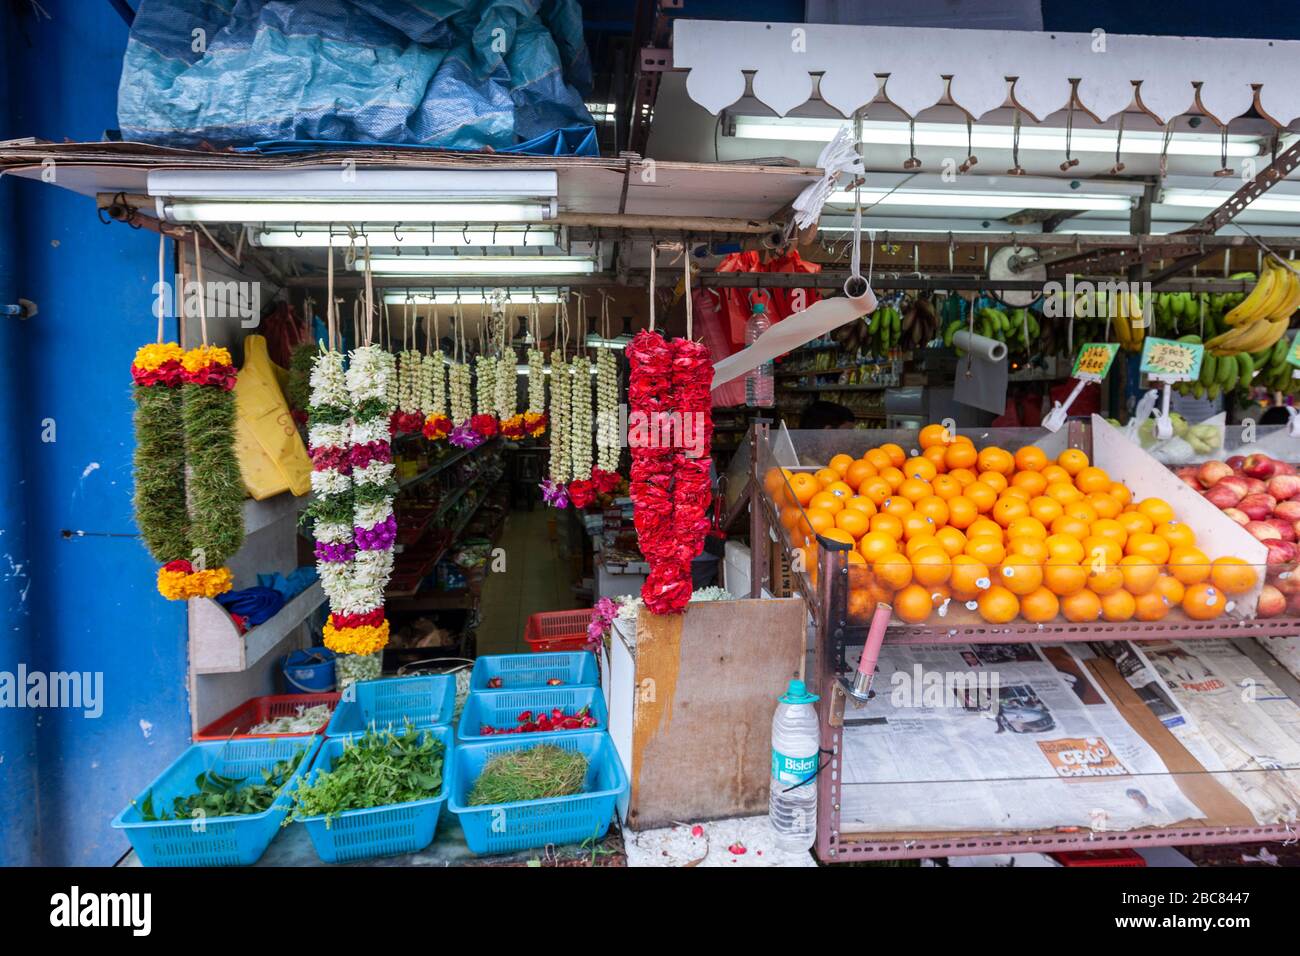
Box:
1140, 337, 1204, 382
1071, 343, 1120, 382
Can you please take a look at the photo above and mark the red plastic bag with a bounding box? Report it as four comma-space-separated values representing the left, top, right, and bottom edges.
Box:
714, 250, 823, 347
695, 287, 745, 407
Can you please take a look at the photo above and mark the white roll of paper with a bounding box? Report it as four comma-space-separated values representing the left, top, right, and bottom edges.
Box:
951, 329, 1007, 363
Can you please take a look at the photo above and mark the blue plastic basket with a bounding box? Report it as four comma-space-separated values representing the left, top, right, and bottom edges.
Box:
449, 731, 627, 855
469, 651, 598, 691
457, 685, 608, 741
110, 735, 321, 867
294, 725, 453, 863
325, 675, 455, 737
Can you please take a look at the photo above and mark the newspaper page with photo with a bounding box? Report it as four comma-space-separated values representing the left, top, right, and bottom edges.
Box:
838, 642, 1206, 833
1132, 640, 1300, 824
1257, 635, 1300, 684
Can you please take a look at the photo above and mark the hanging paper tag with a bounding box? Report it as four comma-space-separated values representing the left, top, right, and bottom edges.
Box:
1071, 343, 1119, 382
1139, 337, 1204, 382
1285, 332, 1300, 368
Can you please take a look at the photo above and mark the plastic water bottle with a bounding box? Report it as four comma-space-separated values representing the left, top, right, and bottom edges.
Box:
745, 301, 774, 407
769, 679, 820, 852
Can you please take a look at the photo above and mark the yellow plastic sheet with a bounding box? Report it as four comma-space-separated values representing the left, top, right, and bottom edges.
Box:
233, 335, 312, 500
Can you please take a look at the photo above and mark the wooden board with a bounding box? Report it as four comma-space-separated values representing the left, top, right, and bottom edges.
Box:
625, 596, 806, 831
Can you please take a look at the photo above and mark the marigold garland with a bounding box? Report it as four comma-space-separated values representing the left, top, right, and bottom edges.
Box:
157, 561, 233, 600
322, 617, 390, 656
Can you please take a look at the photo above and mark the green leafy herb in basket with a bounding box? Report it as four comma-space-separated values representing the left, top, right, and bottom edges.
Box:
468, 745, 589, 806
138, 748, 307, 821
289, 722, 445, 825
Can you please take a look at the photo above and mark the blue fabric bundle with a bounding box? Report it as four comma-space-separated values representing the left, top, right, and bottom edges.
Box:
215, 586, 286, 626
117, 0, 596, 154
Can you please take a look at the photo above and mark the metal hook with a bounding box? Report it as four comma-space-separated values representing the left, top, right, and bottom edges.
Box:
294, 221, 303, 239
394, 222, 404, 243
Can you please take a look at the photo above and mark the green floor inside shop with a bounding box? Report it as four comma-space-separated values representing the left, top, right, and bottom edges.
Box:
474, 506, 582, 654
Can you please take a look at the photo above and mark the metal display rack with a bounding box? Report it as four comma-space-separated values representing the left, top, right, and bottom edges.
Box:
734, 421, 1300, 862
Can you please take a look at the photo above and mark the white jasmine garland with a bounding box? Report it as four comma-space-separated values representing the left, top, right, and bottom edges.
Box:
424, 352, 447, 416
349, 417, 391, 446
353, 500, 394, 527
309, 349, 350, 407
450, 361, 472, 424
347, 345, 392, 403
495, 353, 516, 420
474, 354, 496, 417
549, 355, 570, 482
596, 348, 619, 472
308, 422, 350, 449
308, 347, 356, 617
314, 520, 353, 544
311, 469, 352, 497
398, 349, 422, 414
527, 348, 545, 414
569, 355, 593, 481
352, 460, 395, 486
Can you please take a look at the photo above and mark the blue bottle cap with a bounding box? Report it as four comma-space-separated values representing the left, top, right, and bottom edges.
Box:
780, 679, 819, 704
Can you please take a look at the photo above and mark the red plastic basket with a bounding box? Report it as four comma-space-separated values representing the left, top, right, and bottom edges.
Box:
194, 693, 341, 741
1051, 849, 1146, 867
524, 609, 595, 653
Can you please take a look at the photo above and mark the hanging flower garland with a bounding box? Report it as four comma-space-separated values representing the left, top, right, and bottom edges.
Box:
421, 305, 452, 441
467, 350, 499, 443
542, 348, 571, 508
505, 301, 547, 440
592, 294, 623, 492
305, 345, 356, 619
132, 337, 191, 594
391, 343, 425, 437
567, 354, 596, 507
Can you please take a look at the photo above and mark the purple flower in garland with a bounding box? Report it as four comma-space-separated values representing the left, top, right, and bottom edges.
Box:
354, 514, 398, 551
540, 478, 569, 509
314, 541, 357, 563
449, 422, 486, 449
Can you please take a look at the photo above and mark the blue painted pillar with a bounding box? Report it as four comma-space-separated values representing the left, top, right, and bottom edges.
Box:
0, 25, 40, 866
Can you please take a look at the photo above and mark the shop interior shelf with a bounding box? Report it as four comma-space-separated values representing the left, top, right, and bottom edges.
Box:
241, 491, 309, 537
190, 580, 325, 675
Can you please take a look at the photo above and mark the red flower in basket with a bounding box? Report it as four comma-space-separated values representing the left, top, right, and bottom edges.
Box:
470, 414, 499, 438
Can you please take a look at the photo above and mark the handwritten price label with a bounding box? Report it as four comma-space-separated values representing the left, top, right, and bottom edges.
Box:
1140, 337, 1204, 381
1287, 333, 1300, 369
1071, 343, 1119, 381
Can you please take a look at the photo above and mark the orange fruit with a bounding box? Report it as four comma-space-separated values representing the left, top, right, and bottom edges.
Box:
1090, 518, 1128, 548
1028, 495, 1065, 525
835, 509, 871, 539
1086, 565, 1125, 596
1115, 511, 1154, 537
879, 443, 906, 467
829, 454, 855, 477
764, 467, 792, 499
992, 496, 1029, 527
1006, 516, 1048, 541
1045, 533, 1086, 564
1063, 500, 1099, 525
858, 531, 898, 563
948, 467, 978, 487
946, 496, 978, 530
919, 423, 954, 448
1109, 482, 1132, 506
820, 527, 856, 548
902, 512, 938, 540
1182, 582, 1226, 620
931, 475, 963, 500
870, 512, 904, 540
1007, 536, 1048, 564
1045, 481, 1084, 504
1155, 575, 1185, 606
1087, 492, 1122, 519
1210, 557, 1258, 595
1074, 466, 1112, 494
1020, 587, 1060, 623
1083, 536, 1122, 569
1041, 464, 1071, 486
965, 481, 998, 513
903, 457, 938, 483
1134, 590, 1172, 622
977, 446, 1015, 476
949, 555, 991, 598
934, 526, 967, 558
978, 471, 1009, 493
904, 534, 939, 560
1168, 546, 1211, 585
824, 480, 856, 500
789, 473, 819, 505
898, 477, 933, 503
860, 477, 893, 505
809, 491, 844, 514
914, 495, 950, 525
1014, 445, 1048, 473
977, 585, 1020, 624
1056, 448, 1090, 476
966, 516, 1003, 541
844, 460, 878, 491
998, 553, 1044, 596
1050, 515, 1092, 541
1124, 532, 1170, 564
1100, 589, 1137, 622
1156, 521, 1196, 550
1118, 554, 1161, 595
873, 552, 913, 591
1000, 485, 1032, 502
844, 495, 878, 517
804, 507, 838, 538
912, 546, 952, 586
1136, 498, 1175, 526
1010, 470, 1048, 498
879, 466, 906, 490
1044, 559, 1088, 596
922, 445, 950, 473
814, 467, 840, 488
865, 448, 892, 471
1061, 589, 1103, 622
880, 495, 913, 517
893, 583, 934, 624
944, 442, 977, 471
965, 536, 1006, 566
847, 551, 866, 565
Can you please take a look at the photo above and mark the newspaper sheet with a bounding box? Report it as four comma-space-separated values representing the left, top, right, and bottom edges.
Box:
1257, 635, 1300, 684
1132, 640, 1300, 824
839, 642, 1206, 833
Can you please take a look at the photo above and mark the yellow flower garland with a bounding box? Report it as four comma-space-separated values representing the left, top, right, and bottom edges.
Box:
156, 565, 233, 600
181, 345, 234, 373
323, 618, 390, 656
133, 342, 186, 371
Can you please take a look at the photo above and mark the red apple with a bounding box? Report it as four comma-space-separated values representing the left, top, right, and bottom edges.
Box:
1266, 540, 1299, 564
1258, 584, 1287, 618
1267, 518, 1297, 542
1222, 508, 1250, 526
1204, 483, 1247, 509
1239, 494, 1279, 521
1275, 461, 1298, 477
1273, 569, 1300, 593
1197, 461, 1234, 488
1216, 476, 1253, 500
1226, 455, 1246, 470
1275, 500, 1300, 522
1246, 520, 1282, 542
1244, 454, 1278, 480
1242, 477, 1269, 495
1268, 474, 1300, 501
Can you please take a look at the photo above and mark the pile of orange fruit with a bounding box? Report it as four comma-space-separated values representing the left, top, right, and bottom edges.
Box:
768, 423, 1258, 626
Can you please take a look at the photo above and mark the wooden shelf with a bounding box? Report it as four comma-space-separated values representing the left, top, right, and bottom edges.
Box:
241, 492, 309, 536
189, 580, 325, 675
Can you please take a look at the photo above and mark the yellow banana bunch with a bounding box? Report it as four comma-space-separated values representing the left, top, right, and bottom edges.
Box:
1113, 290, 1146, 352
1207, 258, 1299, 355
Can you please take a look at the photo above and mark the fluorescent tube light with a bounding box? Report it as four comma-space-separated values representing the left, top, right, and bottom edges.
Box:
585, 332, 630, 350
250, 227, 558, 248
358, 257, 597, 276
382, 290, 564, 305
1161, 192, 1300, 214
161, 201, 554, 224
828, 188, 1132, 212
733, 116, 1260, 158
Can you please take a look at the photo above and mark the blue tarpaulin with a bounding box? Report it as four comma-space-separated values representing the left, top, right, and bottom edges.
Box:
117, 0, 597, 155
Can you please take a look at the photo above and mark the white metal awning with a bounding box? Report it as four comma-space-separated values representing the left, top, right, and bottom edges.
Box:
673, 20, 1300, 129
